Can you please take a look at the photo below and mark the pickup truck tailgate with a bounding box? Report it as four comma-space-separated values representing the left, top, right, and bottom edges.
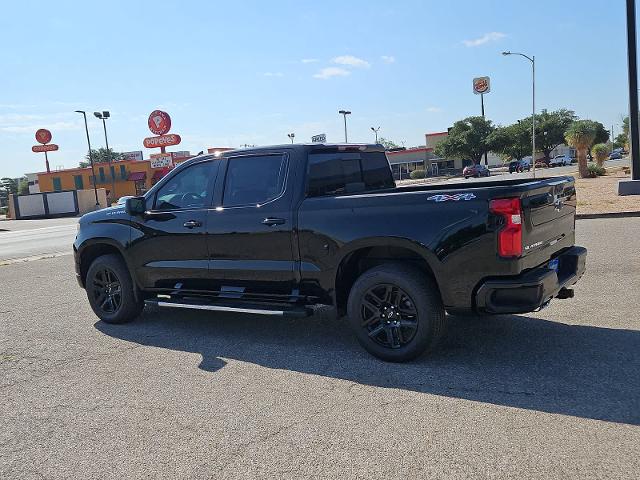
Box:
521, 177, 576, 263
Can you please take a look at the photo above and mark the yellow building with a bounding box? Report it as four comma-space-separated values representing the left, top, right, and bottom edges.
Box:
37, 159, 176, 202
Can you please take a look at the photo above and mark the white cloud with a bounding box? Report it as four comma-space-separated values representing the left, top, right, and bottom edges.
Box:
301, 58, 319, 64
263, 72, 284, 77
426, 106, 443, 113
332, 55, 370, 68
462, 32, 506, 47
381, 55, 395, 64
313, 67, 351, 80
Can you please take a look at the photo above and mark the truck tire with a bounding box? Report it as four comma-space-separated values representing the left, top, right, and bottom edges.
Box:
86, 254, 144, 324
346, 264, 445, 362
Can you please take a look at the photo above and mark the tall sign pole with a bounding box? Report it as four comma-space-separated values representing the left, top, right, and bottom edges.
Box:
473, 77, 491, 166
619, 0, 640, 194
627, 0, 640, 181
32, 129, 59, 173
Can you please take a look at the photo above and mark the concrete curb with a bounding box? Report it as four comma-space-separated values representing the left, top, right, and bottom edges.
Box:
576, 211, 640, 220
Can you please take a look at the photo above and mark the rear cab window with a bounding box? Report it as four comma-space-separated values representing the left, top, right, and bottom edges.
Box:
306, 151, 394, 197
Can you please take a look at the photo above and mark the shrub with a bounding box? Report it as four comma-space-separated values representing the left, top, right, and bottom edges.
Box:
587, 163, 606, 177
410, 169, 427, 179
0, 206, 8, 216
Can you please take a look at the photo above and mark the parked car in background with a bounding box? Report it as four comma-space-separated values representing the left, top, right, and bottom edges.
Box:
509, 159, 532, 173
462, 163, 490, 179
609, 151, 623, 160
550, 155, 572, 167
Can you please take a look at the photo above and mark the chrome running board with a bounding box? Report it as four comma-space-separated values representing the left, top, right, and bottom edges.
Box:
155, 301, 285, 316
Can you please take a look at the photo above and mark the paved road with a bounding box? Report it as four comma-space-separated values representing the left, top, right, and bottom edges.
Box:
0, 217, 78, 263
1, 218, 639, 479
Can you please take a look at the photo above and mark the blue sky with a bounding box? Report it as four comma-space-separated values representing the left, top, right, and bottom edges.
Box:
0, 0, 631, 177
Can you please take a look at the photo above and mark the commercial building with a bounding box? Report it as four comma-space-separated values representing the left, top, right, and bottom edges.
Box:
34, 148, 232, 203
425, 131, 505, 168
386, 147, 454, 179
37, 159, 166, 201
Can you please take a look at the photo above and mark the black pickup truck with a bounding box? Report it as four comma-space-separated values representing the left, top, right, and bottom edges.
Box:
74, 144, 586, 361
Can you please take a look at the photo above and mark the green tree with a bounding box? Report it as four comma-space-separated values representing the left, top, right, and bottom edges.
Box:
18, 177, 29, 195
528, 109, 577, 162
591, 143, 609, 167
434, 116, 495, 164
79, 148, 124, 168
378, 137, 400, 150
1, 177, 18, 195
614, 115, 629, 150
565, 120, 599, 178
487, 121, 531, 161
593, 122, 610, 146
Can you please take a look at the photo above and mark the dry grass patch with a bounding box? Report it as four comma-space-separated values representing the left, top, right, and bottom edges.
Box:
573, 167, 639, 215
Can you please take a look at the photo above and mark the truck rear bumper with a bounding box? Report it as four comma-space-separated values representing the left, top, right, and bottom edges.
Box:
475, 246, 587, 314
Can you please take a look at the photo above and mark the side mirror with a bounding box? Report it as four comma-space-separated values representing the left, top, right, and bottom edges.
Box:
125, 196, 146, 216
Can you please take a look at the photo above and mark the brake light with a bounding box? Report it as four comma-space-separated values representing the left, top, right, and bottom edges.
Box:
490, 198, 523, 257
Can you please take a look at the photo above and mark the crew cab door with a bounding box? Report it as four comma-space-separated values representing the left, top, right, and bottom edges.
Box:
128, 160, 218, 290
206, 152, 296, 299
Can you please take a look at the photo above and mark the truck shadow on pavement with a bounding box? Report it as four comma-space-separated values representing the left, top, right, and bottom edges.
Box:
96, 307, 640, 426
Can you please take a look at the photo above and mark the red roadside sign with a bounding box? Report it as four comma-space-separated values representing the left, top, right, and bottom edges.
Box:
35, 128, 52, 144
148, 110, 171, 135
143, 134, 181, 148
32, 144, 59, 152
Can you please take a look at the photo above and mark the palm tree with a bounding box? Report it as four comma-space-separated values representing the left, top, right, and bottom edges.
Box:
565, 120, 598, 178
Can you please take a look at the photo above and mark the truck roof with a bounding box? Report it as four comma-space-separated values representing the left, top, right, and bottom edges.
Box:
177, 143, 387, 169
225, 143, 386, 154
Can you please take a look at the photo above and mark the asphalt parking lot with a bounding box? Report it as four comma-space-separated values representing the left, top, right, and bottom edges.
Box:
1, 218, 639, 479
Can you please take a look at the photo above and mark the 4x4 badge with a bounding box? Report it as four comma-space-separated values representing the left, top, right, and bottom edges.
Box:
427, 193, 476, 202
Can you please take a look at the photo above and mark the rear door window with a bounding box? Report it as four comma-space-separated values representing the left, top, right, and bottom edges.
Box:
307, 151, 394, 197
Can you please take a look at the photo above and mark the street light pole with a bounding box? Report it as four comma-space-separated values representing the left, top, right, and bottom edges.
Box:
75, 110, 100, 207
94, 111, 114, 204
503, 51, 536, 178
338, 110, 351, 142
371, 126, 380, 143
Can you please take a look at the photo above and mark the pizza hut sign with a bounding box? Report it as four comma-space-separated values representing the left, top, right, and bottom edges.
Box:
473, 76, 490, 95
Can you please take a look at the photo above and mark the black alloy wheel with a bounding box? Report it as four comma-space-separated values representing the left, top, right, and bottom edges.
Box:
346, 263, 446, 362
360, 284, 419, 349
85, 253, 144, 324
92, 267, 123, 314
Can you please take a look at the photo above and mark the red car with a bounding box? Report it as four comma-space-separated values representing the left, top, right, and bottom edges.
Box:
463, 163, 490, 179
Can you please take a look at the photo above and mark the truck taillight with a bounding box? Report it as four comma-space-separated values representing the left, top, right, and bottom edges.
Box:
490, 198, 522, 258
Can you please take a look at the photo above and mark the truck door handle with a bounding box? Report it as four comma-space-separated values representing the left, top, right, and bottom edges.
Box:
262, 217, 286, 226
183, 220, 202, 229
